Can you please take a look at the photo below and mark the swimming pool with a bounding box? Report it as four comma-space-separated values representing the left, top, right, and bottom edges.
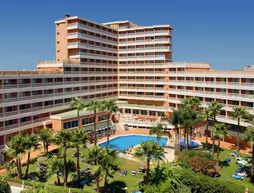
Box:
99, 135, 168, 152
180, 138, 200, 149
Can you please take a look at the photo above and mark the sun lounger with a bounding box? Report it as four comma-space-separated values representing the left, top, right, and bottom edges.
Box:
231, 174, 243, 180
120, 170, 127, 176
131, 170, 137, 176
138, 168, 143, 174
224, 158, 231, 163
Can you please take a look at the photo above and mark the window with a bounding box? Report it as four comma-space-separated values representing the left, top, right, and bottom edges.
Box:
149, 111, 156, 116
158, 112, 165, 117
63, 120, 78, 129
57, 50, 60, 53
82, 117, 95, 125
99, 114, 109, 121
133, 109, 139, 115
57, 41, 60, 44
125, 109, 131, 114
57, 32, 60, 35
141, 110, 147, 115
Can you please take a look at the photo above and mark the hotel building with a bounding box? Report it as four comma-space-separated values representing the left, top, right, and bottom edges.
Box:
0, 15, 253, 161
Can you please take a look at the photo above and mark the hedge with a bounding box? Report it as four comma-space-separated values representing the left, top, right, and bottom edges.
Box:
0, 181, 11, 193
173, 168, 248, 193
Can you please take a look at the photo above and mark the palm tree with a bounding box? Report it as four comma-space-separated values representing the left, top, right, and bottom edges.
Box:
149, 123, 171, 144
70, 129, 88, 180
100, 148, 119, 192
71, 97, 86, 128
134, 140, 164, 184
243, 126, 254, 182
38, 129, 52, 154
213, 123, 229, 159
209, 100, 223, 124
169, 110, 182, 151
85, 100, 102, 146
101, 100, 119, 147
201, 108, 212, 149
7, 135, 26, 179
24, 134, 39, 178
86, 147, 104, 192
233, 106, 248, 152
54, 130, 71, 187
49, 159, 64, 184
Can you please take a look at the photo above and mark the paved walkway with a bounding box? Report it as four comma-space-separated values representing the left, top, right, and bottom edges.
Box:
195, 135, 251, 155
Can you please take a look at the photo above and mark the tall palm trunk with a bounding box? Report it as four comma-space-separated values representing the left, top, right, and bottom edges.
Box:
236, 118, 240, 152
217, 139, 221, 160
77, 146, 80, 180
25, 152, 31, 178
104, 175, 108, 193
212, 137, 215, 155
77, 110, 80, 128
146, 157, 150, 184
96, 177, 100, 192
63, 147, 67, 187
251, 149, 254, 182
178, 127, 181, 151
16, 159, 21, 179
57, 173, 60, 184
205, 118, 209, 150
46, 141, 48, 154
106, 113, 110, 147
186, 131, 189, 149
94, 110, 97, 146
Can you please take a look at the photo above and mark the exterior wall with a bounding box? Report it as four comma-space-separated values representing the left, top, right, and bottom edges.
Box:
56, 20, 68, 61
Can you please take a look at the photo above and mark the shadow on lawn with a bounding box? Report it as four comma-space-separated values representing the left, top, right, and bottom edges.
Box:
108, 181, 127, 193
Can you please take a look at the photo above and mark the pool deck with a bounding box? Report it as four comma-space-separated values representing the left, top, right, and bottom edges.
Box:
97, 129, 175, 163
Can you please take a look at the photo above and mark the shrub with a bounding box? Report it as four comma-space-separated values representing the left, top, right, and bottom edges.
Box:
0, 181, 11, 193
177, 149, 217, 174
173, 167, 247, 193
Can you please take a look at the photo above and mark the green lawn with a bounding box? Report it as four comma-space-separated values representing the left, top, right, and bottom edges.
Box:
21, 148, 144, 193
218, 148, 254, 192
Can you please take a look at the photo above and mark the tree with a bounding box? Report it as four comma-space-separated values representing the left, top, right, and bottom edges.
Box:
213, 123, 229, 159
24, 134, 39, 178
169, 110, 182, 151
70, 97, 86, 128
233, 106, 248, 152
70, 129, 88, 180
243, 126, 254, 182
38, 129, 53, 154
209, 101, 223, 124
86, 147, 104, 192
7, 135, 26, 179
49, 159, 64, 184
54, 130, 71, 187
134, 140, 164, 184
149, 123, 171, 145
85, 100, 102, 145
100, 148, 119, 192
179, 109, 199, 149
208, 101, 223, 154
101, 100, 119, 147
201, 108, 212, 150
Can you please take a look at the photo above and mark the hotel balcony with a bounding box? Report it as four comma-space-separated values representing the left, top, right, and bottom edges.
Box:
168, 89, 254, 102
67, 42, 117, 53
118, 94, 165, 101
118, 30, 172, 38
69, 52, 117, 61
67, 32, 117, 46
119, 86, 165, 93
119, 38, 171, 46
168, 80, 254, 90
67, 23, 117, 38
118, 55, 168, 61
118, 46, 172, 54
118, 79, 166, 84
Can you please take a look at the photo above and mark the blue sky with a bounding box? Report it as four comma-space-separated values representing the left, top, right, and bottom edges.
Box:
0, 0, 253, 70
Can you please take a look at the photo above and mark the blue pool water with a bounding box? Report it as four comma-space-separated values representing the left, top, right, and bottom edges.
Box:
180, 138, 200, 149
99, 135, 168, 152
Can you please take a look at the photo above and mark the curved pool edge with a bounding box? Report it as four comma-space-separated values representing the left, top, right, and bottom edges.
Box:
98, 133, 170, 147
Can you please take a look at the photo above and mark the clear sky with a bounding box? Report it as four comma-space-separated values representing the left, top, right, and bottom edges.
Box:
0, 0, 253, 70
